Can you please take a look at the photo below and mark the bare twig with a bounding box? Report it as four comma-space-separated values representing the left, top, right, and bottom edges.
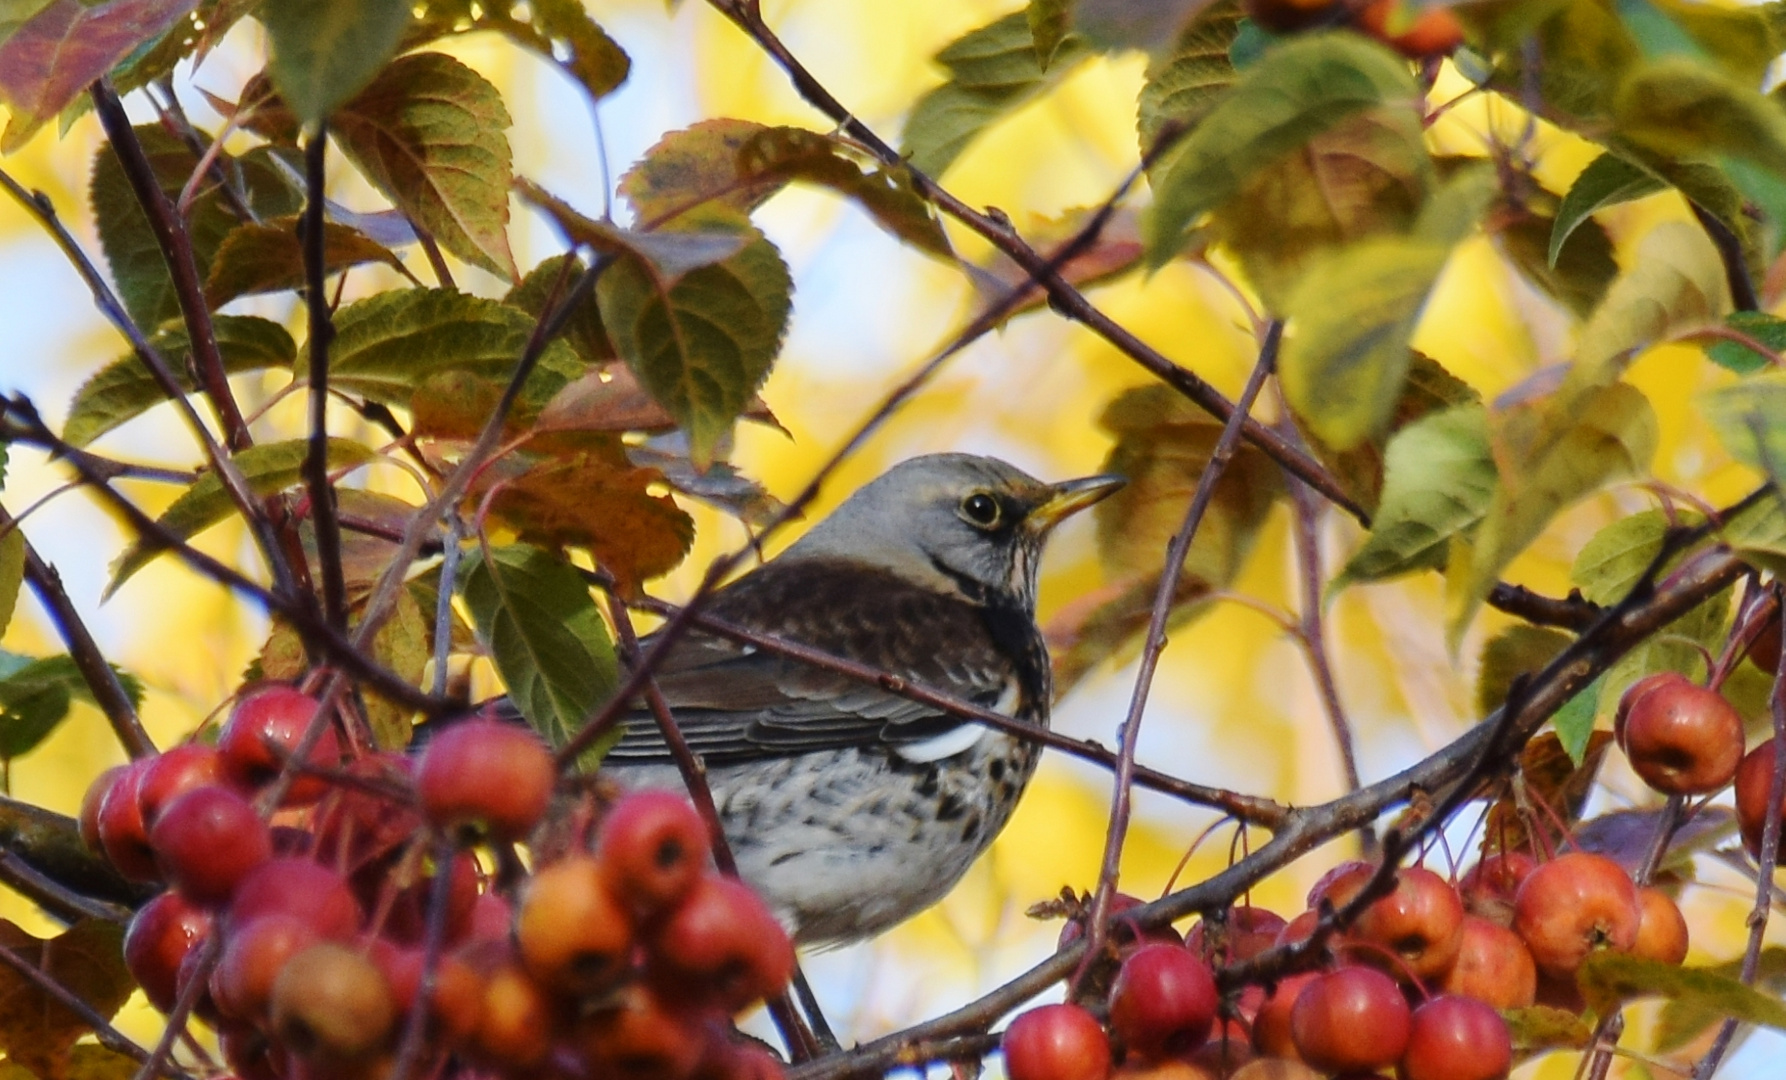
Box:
1079, 321, 1282, 979
301, 129, 348, 632
1486, 582, 1604, 632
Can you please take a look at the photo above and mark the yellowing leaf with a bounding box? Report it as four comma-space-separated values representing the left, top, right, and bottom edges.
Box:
1452, 382, 1658, 643
1569, 508, 1684, 607
1135, 6, 1240, 150
1476, 624, 1571, 716
1145, 33, 1419, 266
0, 919, 132, 1080
1703, 370, 1786, 483
331, 52, 516, 280
204, 218, 413, 307
262, 0, 408, 127
1579, 952, 1786, 1033
408, 0, 630, 105
1615, 58, 1786, 181
1570, 221, 1730, 388
596, 231, 792, 466
109, 438, 378, 595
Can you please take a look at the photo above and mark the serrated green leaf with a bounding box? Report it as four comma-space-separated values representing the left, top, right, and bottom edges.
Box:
331, 52, 515, 280
262, 0, 408, 127
1333, 403, 1495, 589
1704, 307, 1786, 378
408, 0, 629, 104
620, 120, 949, 257
0, 530, 22, 642
205, 218, 412, 307
899, 13, 1090, 178
1580, 952, 1786, 1033
458, 543, 617, 765
1721, 492, 1786, 577
1573, 221, 1729, 391
326, 288, 577, 406
1145, 32, 1419, 266
1704, 370, 1786, 483
89, 125, 241, 329
109, 438, 378, 594
1549, 153, 1664, 268
65, 316, 298, 447
1136, 6, 1240, 150
596, 231, 792, 466
1615, 58, 1786, 180
506, 254, 613, 366
1476, 624, 1570, 716
1655, 947, 1786, 1052
0, 654, 142, 759
1452, 382, 1658, 643
1570, 508, 1686, 606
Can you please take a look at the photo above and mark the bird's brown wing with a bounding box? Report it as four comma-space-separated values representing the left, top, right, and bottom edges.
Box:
601, 560, 1028, 766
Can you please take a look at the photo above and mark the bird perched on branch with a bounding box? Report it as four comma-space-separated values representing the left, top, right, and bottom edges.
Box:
600, 453, 1122, 947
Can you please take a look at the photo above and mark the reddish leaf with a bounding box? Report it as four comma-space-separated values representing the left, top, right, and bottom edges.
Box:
0, 0, 198, 151
1480, 731, 1614, 859
0, 919, 133, 1079
534, 366, 778, 436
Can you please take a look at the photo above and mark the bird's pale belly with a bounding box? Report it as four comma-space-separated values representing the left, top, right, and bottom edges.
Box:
621, 730, 1041, 947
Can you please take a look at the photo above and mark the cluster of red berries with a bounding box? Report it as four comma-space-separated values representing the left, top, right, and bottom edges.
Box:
81, 686, 793, 1080
1241, 0, 1465, 59
1005, 845, 1690, 1080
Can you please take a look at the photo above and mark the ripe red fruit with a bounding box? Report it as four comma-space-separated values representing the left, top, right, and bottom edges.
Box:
598, 790, 712, 915
311, 752, 420, 871
372, 942, 485, 1047
466, 958, 554, 1069
1631, 886, 1689, 965
376, 850, 480, 946
416, 720, 555, 841
1274, 909, 1320, 949
1512, 853, 1641, 978
1437, 914, 1536, 1010
1613, 671, 1690, 745
1458, 851, 1536, 925
1308, 860, 1373, 909
136, 744, 228, 827
1735, 739, 1786, 863
1354, 0, 1464, 57
218, 685, 339, 805
1397, 995, 1512, 1080
1002, 1003, 1112, 1080
579, 982, 705, 1080
1109, 944, 1218, 1059
270, 942, 396, 1063
150, 785, 271, 906
1186, 906, 1287, 964
1250, 971, 1320, 1060
1750, 615, 1783, 674
1289, 966, 1411, 1073
1059, 892, 1184, 953
1348, 866, 1465, 981
97, 761, 158, 881
125, 891, 213, 1012
1620, 681, 1744, 794
515, 855, 633, 995
229, 857, 363, 940
79, 765, 129, 854
650, 874, 795, 1012
212, 913, 319, 1021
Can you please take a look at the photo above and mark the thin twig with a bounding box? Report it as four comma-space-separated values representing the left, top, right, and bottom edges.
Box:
301, 129, 348, 632
0, 503, 155, 758
1079, 320, 1281, 985
0, 943, 191, 1079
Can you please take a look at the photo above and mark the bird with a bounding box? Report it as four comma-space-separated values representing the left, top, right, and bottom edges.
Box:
598, 453, 1123, 947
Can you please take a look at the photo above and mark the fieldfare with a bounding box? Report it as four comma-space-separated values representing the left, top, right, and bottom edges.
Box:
602, 453, 1122, 946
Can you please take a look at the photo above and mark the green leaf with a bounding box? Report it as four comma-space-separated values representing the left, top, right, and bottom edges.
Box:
205, 218, 413, 307
89, 125, 241, 329
1476, 624, 1570, 716
408, 0, 629, 104
1721, 490, 1786, 577
1615, 58, 1786, 180
109, 438, 378, 594
1571, 221, 1729, 389
1706, 309, 1786, 378
1028, 0, 1072, 69
506, 254, 613, 366
1598, 587, 1729, 717
619, 120, 950, 257
517, 179, 750, 283
362, 585, 427, 750
1579, 952, 1786, 1033
596, 230, 792, 466
1549, 153, 1664, 268
1503, 1005, 1593, 1052
1333, 403, 1495, 589
0, 655, 143, 759
1655, 947, 1786, 1052
331, 52, 516, 280
1144, 32, 1419, 267
1704, 370, 1786, 483
899, 13, 1090, 178
1452, 382, 1658, 642
1570, 508, 1684, 606
1554, 674, 1603, 764
1135, 6, 1240, 150
326, 288, 577, 406
458, 543, 617, 765
64, 316, 297, 447
0, 0, 198, 151
1650, 0, 1780, 85
262, 0, 408, 127
0, 529, 23, 643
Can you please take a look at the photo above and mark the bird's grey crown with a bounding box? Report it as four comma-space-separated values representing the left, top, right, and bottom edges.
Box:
778, 453, 1054, 611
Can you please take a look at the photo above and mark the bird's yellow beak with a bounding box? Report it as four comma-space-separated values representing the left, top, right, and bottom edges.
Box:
1028, 474, 1126, 532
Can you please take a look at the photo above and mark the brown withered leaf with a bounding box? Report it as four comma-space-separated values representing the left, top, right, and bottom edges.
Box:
1480, 730, 1613, 859
536, 366, 779, 437
480, 436, 694, 588
0, 919, 132, 1080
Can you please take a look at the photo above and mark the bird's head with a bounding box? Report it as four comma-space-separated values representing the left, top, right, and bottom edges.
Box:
779, 453, 1124, 611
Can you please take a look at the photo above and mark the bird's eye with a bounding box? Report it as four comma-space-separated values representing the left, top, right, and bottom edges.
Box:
959, 492, 1001, 528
